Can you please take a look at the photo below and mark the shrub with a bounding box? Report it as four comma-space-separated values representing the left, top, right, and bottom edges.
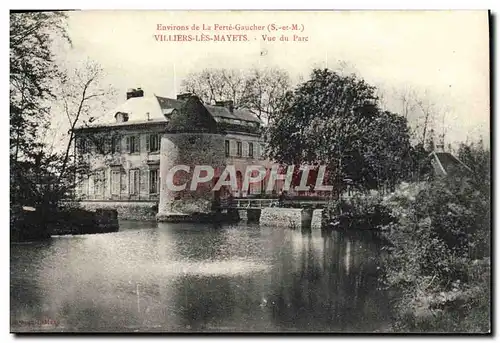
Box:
380, 177, 490, 332
324, 191, 393, 230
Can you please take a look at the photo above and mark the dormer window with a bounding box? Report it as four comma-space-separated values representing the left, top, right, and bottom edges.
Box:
115, 112, 129, 123
163, 108, 177, 119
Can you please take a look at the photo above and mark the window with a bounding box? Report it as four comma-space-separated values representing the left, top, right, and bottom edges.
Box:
77, 137, 89, 154
149, 169, 159, 194
116, 112, 129, 123
248, 142, 254, 158
88, 175, 94, 196
111, 170, 120, 195
126, 136, 140, 153
111, 136, 121, 153
225, 140, 230, 157
237, 141, 242, 157
147, 134, 160, 153
95, 136, 106, 154
80, 177, 89, 197
94, 170, 106, 196
129, 169, 140, 195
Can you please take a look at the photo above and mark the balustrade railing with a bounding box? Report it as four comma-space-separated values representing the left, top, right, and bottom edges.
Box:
79, 194, 159, 202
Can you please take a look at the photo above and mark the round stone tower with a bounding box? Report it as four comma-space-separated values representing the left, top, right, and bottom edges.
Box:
156, 95, 225, 222
157, 133, 225, 221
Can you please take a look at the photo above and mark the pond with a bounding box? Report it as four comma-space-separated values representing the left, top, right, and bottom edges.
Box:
10, 221, 391, 332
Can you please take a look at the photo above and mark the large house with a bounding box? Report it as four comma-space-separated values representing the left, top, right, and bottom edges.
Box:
73, 88, 276, 220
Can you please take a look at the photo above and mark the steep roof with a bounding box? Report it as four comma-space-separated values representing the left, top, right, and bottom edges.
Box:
204, 104, 261, 123
430, 151, 473, 176
78, 95, 165, 128
155, 96, 184, 111
75, 93, 261, 129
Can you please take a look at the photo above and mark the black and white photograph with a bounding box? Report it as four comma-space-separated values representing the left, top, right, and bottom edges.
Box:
9, 9, 491, 333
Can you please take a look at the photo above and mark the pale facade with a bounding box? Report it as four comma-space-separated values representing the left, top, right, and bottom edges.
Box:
74, 89, 274, 218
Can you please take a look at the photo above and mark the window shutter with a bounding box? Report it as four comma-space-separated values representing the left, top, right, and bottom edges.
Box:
153, 134, 159, 152
103, 170, 107, 195
105, 138, 111, 154
242, 142, 248, 157
136, 136, 141, 153
149, 169, 156, 194
146, 135, 150, 152
125, 137, 130, 153
230, 140, 236, 156
111, 170, 120, 195
136, 170, 140, 194
129, 170, 133, 194
88, 175, 94, 195
237, 141, 242, 157
129, 169, 139, 195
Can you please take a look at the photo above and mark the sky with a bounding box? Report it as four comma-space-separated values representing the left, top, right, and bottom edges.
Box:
50, 10, 490, 148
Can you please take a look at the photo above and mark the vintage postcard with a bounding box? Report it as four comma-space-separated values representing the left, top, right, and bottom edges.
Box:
9, 10, 491, 333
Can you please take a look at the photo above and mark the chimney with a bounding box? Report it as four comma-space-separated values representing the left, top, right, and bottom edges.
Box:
435, 134, 445, 152
215, 100, 234, 113
126, 87, 144, 100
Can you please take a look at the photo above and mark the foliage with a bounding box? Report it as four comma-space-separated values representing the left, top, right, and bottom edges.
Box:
55, 60, 113, 187
379, 152, 491, 333
324, 191, 393, 230
10, 11, 69, 206
265, 68, 427, 193
10, 12, 112, 211
10, 11, 68, 162
10, 148, 89, 209
389, 86, 447, 146
457, 139, 490, 195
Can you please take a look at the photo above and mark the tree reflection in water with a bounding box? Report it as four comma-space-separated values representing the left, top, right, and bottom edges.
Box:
268, 229, 391, 332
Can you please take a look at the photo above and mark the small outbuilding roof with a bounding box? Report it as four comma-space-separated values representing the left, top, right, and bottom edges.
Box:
429, 151, 473, 177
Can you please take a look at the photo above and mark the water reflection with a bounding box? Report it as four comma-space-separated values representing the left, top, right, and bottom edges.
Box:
268, 229, 389, 332
10, 222, 390, 332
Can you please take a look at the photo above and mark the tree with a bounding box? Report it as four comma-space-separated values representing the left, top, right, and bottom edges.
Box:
265, 68, 415, 194
457, 139, 490, 195
55, 60, 114, 185
10, 11, 69, 205
182, 68, 247, 106
238, 68, 291, 121
10, 12, 114, 207
181, 67, 291, 121
390, 86, 449, 148
380, 172, 490, 332
393, 85, 417, 121
10, 11, 68, 163
359, 111, 413, 191
415, 92, 435, 147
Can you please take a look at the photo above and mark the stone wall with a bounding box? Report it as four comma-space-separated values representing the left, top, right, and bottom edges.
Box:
260, 208, 304, 228
311, 209, 324, 229
78, 201, 157, 221
158, 133, 225, 219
